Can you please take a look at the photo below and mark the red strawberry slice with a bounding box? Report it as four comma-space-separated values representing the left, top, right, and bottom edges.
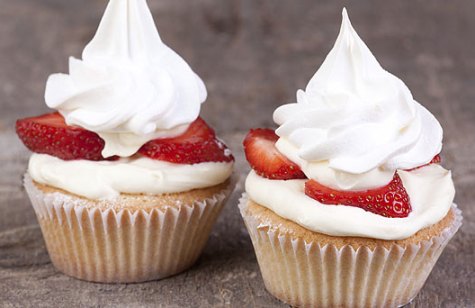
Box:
305, 173, 411, 218
430, 154, 441, 164
139, 117, 234, 164
16, 112, 112, 161
243, 128, 306, 180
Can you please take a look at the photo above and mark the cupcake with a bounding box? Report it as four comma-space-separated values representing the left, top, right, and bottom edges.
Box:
240, 9, 461, 307
16, 0, 234, 283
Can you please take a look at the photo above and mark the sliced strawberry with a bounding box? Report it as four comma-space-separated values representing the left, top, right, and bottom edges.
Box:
139, 117, 234, 164
16, 112, 112, 161
407, 154, 441, 171
430, 154, 441, 164
243, 128, 306, 180
305, 173, 411, 218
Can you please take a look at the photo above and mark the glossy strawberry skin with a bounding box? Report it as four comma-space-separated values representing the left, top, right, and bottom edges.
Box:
243, 128, 306, 180
16, 112, 111, 161
305, 174, 411, 218
430, 154, 441, 164
139, 117, 234, 164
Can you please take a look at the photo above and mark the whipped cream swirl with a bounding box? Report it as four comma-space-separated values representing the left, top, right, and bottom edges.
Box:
45, 0, 207, 157
274, 9, 442, 175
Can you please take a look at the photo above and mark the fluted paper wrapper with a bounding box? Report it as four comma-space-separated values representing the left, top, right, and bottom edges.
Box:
239, 194, 462, 308
24, 176, 232, 283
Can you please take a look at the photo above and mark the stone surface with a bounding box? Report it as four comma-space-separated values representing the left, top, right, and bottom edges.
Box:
0, 0, 474, 307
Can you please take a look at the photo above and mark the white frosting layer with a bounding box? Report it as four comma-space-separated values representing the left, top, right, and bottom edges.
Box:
45, 0, 207, 157
273, 9, 442, 175
29, 154, 233, 200
245, 164, 454, 240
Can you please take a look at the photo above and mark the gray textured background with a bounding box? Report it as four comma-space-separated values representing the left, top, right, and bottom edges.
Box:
0, 0, 474, 307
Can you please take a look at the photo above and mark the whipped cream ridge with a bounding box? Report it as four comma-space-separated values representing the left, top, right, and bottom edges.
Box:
246, 165, 454, 240
274, 9, 443, 181
45, 0, 207, 157
276, 138, 394, 191
29, 154, 233, 200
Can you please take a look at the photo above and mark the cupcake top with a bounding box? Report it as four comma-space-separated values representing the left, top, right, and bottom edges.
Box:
45, 0, 207, 158
244, 9, 455, 240
17, 0, 233, 200
274, 8, 442, 190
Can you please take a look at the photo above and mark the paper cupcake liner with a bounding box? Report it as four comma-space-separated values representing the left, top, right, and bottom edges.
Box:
239, 194, 462, 308
24, 175, 233, 283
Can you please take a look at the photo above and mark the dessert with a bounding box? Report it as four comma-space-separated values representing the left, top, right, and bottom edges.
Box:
17, 0, 234, 283
239, 9, 461, 307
